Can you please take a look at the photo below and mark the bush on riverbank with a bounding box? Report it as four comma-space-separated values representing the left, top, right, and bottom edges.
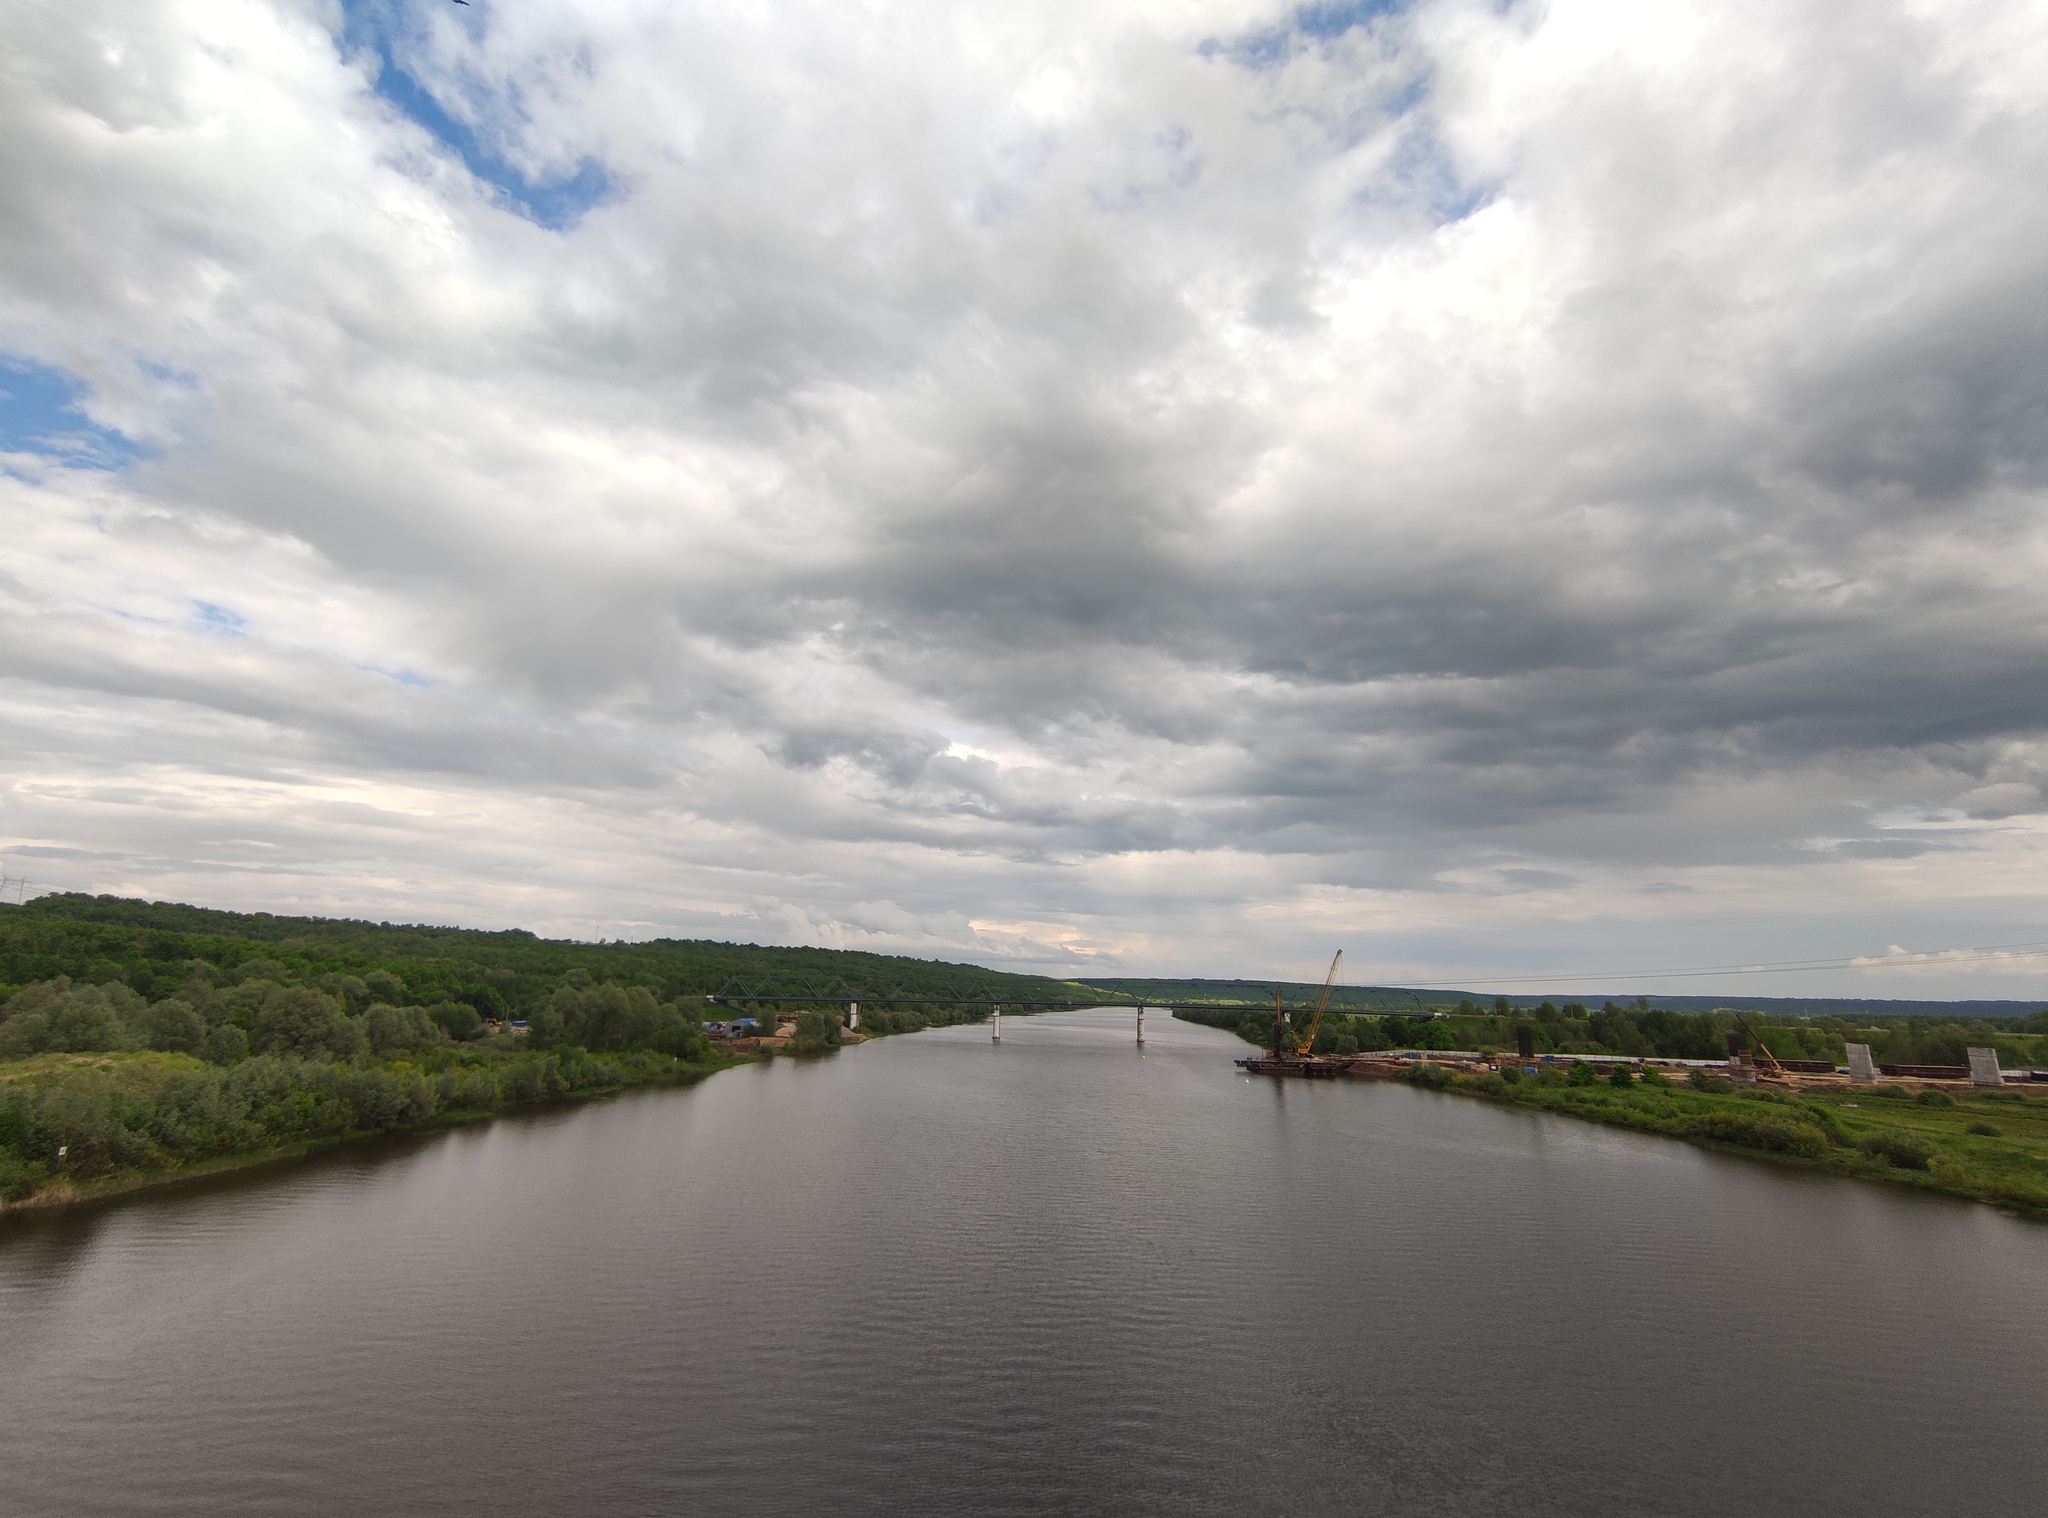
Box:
0, 1039, 733, 1207
790, 1009, 842, 1053
1858, 1131, 1936, 1170
0, 895, 1132, 1212
1392, 1061, 2048, 1218
1684, 1111, 1831, 1159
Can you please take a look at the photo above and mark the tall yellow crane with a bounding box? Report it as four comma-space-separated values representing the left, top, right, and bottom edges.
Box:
1737, 1015, 1787, 1077
1270, 950, 1345, 1058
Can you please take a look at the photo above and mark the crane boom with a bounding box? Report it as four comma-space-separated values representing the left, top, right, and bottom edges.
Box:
1738, 1015, 1786, 1075
1264, 951, 1347, 1058
1299, 949, 1343, 1054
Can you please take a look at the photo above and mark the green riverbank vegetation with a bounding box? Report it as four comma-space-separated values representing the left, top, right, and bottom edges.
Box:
1397, 1059, 2048, 1219
0, 893, 1098, 1212
1171, 1002, 2048, 1216
0, 974, 736, 1210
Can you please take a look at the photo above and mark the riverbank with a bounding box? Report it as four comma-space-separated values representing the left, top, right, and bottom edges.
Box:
0, 1006, 988, 1218
0, 1045, 755, 1217
1363, 1059, 2048, 1219
0, 895, 1051, 1219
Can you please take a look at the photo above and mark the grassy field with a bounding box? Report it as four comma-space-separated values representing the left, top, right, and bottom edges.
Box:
1397, 1062, 2048, 1219
0, 1048, 210, 1097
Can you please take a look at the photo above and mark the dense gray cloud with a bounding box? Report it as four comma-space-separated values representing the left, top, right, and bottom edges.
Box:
4, 0, 2048, 994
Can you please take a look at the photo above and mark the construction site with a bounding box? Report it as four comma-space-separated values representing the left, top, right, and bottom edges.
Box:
1234, 951, 2048, 1096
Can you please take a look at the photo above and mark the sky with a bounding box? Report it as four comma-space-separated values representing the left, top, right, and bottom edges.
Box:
3, 0, 2048, 998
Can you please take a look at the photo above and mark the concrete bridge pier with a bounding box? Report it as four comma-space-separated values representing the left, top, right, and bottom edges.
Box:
992, 1005, 1001, 1042
1137, 1005, 1145, 1045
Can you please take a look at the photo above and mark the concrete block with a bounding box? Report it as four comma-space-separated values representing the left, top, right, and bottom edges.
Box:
1968, 1047, 2004, 1087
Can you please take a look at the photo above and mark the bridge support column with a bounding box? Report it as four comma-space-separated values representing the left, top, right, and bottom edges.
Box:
992, 1005, 1001, 1042
848, 1001, 859, 1030
1137, 1005, 1145, 1045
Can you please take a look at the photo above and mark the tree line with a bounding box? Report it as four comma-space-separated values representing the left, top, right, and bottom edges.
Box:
1185, 996, 2048, 1067
0, 891, 1070, 1206
0, 894, 1090, 1015
0, 951, 732, 1203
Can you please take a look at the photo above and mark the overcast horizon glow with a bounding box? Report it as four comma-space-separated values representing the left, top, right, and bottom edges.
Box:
5, 0, 2048, 998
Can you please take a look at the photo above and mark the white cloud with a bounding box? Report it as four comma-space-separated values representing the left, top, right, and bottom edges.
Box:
3, 0, 2048, 996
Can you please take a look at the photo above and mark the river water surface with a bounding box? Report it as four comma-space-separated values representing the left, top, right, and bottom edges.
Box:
4, 1008, 2046, 1516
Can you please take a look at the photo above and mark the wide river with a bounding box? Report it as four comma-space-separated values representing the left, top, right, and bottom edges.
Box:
3, 1009, 2045, 1516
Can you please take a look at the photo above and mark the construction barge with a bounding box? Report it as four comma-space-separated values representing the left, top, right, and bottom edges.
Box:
1235, 1055, 1358, 1078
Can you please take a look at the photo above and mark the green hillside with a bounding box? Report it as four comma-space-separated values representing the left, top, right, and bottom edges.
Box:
0, 894, 1101, 1013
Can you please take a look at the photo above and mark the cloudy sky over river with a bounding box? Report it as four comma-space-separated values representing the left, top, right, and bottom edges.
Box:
4, 0, 2047, 994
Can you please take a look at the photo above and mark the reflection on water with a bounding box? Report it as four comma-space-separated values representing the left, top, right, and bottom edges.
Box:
4, 1008, 2044, 1516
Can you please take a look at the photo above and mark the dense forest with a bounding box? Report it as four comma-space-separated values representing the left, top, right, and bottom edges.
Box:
0, 894, 1098, 1013
0, 894, 1095, 1208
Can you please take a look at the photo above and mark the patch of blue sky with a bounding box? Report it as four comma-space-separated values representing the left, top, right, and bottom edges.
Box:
0, 355, 146, 469
193, 602, 247, 637
1201, 0, 1411, 70
1297, 0, 1412, 38
1358, 115, 1498, 227
357, 663, 432, 687
338, 0, 616, 231
1196, 2, 1494, 229
138, 357, 201, 390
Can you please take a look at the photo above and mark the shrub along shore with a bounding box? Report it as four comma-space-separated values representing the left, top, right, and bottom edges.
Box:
1380, 1059, 2048, 1219
0, 1042, 744, 1212
0, 893, 1086, 1215
1181, 1000, 2048, 1219
0, 970, 751, 1213
0, 990, 971, 1214
0, 985, 998, 1214
0, 975, 995, 1212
